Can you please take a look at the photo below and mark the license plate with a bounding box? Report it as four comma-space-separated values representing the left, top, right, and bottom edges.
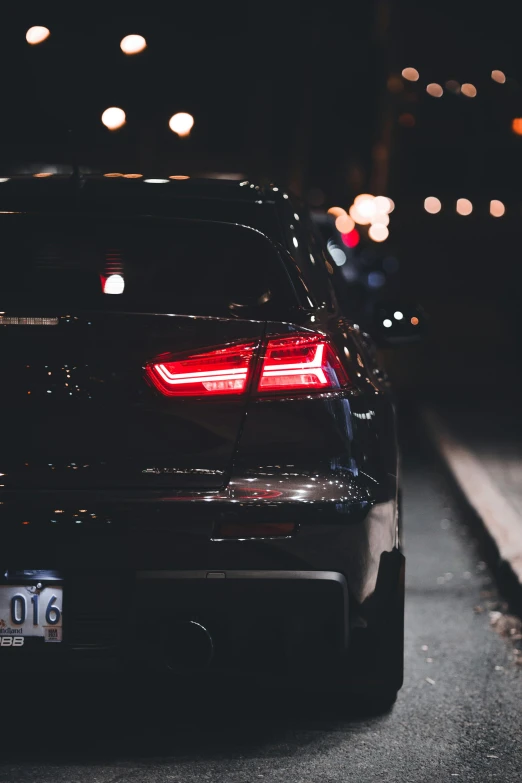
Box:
0, 585, 63, 643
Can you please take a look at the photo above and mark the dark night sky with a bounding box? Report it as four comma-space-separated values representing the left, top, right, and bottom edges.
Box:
0, 7, 378, 201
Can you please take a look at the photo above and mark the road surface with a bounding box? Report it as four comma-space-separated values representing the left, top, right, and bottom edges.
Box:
1, 426, 521, 782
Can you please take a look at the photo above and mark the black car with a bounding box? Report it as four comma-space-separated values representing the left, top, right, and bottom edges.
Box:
0, 175, 403, 705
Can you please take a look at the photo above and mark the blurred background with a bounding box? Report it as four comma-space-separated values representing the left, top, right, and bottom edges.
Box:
3, 3, 522, 402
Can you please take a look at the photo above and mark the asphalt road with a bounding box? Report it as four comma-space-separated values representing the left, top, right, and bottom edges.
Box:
1, 429, 522, 782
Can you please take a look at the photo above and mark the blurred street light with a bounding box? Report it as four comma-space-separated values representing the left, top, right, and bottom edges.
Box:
355, 195, 376, 220
512, 118, 522, 135
371, 212, 390, 226
101, 107, 126, 130
144, 179, 169, 183
342, 229, 360, 248
169, 112, 194, 137
424, 196, 442, 214
120, 35, 147, 55
335, 214, 355, 234
456, 198, 473, 215
402, 67, 420, 82
368, 224, 389, 242
374, 196, 393, 213
461, 83, 477, 98
491, 70, 506, 84
349, 204, 371, 225
327, 206, 347, 218
445, 80, 460, 94
426, 83, 443, 98
490, 199, 505, 217
123, 173, 143, 178
398, 113, 416, 127
26, 26, 50, 45
170, 175, 190, 180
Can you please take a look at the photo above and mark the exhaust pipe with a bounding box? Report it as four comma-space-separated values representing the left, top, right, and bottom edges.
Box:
163, 620, 214, 671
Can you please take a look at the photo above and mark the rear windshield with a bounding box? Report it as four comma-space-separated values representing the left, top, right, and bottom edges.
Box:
0, 214, 296, 316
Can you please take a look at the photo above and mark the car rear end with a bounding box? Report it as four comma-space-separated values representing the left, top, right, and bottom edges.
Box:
0, 189, 400, 691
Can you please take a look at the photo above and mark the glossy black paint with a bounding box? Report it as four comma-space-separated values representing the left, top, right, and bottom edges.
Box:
0, 177, 403, 694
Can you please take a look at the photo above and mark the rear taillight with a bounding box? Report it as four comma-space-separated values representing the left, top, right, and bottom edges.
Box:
258, 334, 349, 391
146, 334, 350, 397
145, 342, 257, 397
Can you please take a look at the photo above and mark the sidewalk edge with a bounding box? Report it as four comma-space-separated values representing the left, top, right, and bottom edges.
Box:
421, 408, 522, 593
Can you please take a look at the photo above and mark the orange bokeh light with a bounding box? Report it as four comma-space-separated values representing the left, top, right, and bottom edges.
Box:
512, 118, 522, 135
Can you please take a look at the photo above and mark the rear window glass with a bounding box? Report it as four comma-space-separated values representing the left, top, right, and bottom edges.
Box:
0, 214, 296, 316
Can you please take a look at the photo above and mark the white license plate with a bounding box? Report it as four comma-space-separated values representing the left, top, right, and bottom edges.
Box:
0, 585, 63, 642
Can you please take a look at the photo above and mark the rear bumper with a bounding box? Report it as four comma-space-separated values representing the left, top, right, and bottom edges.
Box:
0, 474, 400, 674
0, 569, 349, 674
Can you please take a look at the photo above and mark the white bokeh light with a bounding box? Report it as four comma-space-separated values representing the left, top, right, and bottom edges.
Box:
120, 34, 147, 55
101, 107, 126, 130
104, 275, 125, 295
26, 26, 50, 45
169, 112, 194, 137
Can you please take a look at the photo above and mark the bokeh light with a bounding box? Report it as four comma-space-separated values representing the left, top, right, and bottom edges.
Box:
445, 80, 460, 93
426, 83, 443, 98
103, 172, 123, 178
349, 204, 371, 225
456, 198, 473, 215
120, 34, 147, 55
368, 224, 389, 242
461, 83, 477, 98
490, 199, 505, 217
371, 212, 390, 226
169, 112, 194, 137
398, 113, 416, 127
342, 229, 360, 248
512, 118, 522, 135
103, 275, 125, 295
355, 195, 376, 220
327, 206, 347, 218
374, 196, 393, 213
101, 107, 126, 130
123, 173, 143, 178
491, 70, 506, 84
411, 317, 419, 326
335, 214, 355, 234
402, 67, 420, 82
169, 175, 190, 180
424, 197, 442, 214
26, 26, 50, 45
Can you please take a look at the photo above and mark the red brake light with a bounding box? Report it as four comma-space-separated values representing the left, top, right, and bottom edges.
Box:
146, 342, 257, 397
258, 334, 349, 392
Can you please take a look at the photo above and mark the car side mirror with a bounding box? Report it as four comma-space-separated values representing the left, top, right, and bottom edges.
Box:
372, 301, 426, 345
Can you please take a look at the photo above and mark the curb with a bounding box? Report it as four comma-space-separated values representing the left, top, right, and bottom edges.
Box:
421, 408, 522, 611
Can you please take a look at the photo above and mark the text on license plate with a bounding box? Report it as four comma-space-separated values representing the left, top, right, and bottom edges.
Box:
0, 585, 63, 642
